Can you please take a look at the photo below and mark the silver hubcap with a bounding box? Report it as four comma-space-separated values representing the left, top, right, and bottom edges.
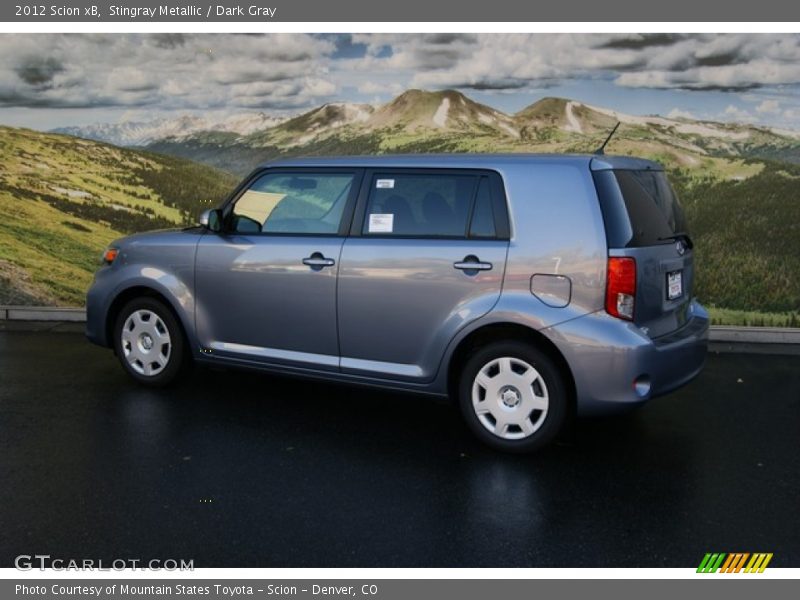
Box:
472, 356, 549, 440
121, 309, 171, 377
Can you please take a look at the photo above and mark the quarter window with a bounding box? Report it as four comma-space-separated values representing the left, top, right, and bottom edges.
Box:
231, 172, 355, 235
469, 178, 496, 238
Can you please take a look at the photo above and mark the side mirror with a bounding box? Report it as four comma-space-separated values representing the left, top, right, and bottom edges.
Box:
198, 208, 222, 232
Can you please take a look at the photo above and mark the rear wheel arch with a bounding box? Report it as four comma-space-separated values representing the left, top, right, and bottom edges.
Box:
446, 322, 576, 411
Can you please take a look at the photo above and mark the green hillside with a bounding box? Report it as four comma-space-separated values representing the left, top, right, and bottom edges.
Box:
674, 162, 800, 324
0, 126, 237, 305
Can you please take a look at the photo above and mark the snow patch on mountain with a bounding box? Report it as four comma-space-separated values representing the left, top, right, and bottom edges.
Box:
585, 103, 750, 140
769, 127, 800, 140
674, 122, 750, 140
433, 98, 450, 128
498, 122, 520, 138
564, 101, 583, 133
320, 103, 374, 130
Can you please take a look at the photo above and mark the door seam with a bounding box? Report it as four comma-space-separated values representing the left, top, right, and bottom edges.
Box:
334, 237, 347, 371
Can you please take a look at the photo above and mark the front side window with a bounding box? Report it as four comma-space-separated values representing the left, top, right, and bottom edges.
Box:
231, 172, 355, 235
363, 173, 478, 237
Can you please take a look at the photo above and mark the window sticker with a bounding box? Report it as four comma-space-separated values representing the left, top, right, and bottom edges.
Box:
376, 179, 395, 189
368, 213, 394, 233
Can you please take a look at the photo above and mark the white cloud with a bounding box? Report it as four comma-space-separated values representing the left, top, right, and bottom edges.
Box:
667, 108, 696, 120
756, 99, 781, 114
723, 105, 755, 123
0, 33, 337, 110
357, 81, 403, 95
615, 60, 800, 90
348, 33, 800, 93
2, 32, 800, 133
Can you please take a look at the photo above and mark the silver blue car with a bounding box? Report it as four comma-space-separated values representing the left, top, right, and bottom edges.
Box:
86, 154, 709, 452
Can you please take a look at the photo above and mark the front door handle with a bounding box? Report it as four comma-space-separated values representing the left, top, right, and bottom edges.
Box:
454, 255, 493, 272
303, 253, 336, 269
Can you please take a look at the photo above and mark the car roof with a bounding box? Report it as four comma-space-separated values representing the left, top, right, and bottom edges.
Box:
259, 153, 663, 172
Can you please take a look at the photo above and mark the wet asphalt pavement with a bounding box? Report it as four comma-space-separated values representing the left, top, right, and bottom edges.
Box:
0, 326, 798, 568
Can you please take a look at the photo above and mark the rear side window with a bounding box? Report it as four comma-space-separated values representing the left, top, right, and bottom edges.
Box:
364, 173, 477, 237
594, 169, 688, 248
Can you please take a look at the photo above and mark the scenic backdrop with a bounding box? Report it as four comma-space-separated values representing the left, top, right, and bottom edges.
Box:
1, 34, 799, 326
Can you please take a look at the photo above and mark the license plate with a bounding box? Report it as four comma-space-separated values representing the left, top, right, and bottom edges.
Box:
667, 270, 683, 300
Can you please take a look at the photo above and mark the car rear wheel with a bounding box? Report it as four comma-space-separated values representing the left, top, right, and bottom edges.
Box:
458, 341, 568, 453
113, 297, 187, 387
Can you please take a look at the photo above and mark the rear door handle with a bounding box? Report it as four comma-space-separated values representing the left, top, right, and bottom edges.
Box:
454, 256, 493, 272
303, 253, 336, 268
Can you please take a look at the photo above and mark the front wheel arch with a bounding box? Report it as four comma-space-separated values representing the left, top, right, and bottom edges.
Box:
105, 286, 189, 351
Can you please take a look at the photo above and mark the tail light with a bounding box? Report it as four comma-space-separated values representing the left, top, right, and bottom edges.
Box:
102, 247, 119, 264
606, 257, 636, 320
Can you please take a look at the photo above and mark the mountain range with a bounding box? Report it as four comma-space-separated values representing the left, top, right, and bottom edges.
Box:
53, 89, 800, 175
53, 112, 286, 147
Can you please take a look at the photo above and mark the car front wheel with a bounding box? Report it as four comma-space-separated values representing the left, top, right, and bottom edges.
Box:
113, 297, 187, 386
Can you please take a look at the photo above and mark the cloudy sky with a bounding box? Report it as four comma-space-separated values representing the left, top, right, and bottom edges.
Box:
2, 33, 800, 130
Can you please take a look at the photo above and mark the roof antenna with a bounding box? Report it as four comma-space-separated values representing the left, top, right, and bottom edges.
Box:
594, 121, 620, 155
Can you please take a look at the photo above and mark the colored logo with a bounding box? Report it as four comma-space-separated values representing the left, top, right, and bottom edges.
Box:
697, 553, 773, 573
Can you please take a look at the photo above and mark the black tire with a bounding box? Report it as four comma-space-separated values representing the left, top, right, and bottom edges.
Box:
113, 297, 188, 387
458, 341, 569, 453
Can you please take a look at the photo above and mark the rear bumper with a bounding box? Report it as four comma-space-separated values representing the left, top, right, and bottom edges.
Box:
544, 300, 709, 416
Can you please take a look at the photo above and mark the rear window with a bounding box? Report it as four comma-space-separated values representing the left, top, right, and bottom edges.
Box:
594, 169, 688, 248
363, 173, 478, 237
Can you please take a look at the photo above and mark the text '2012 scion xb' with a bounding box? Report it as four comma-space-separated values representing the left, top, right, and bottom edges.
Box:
86, 154, 709, 452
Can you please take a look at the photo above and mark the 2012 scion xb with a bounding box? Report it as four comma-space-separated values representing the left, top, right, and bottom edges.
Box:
86, 154, 709, 452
